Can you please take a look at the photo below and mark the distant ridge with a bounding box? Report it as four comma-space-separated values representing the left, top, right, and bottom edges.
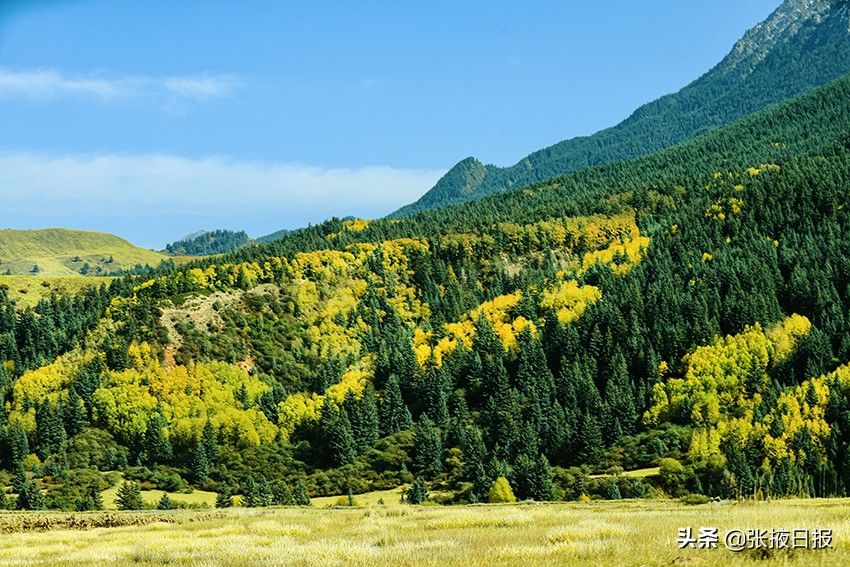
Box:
165, 229, 252, 256
390, 0, 850, 217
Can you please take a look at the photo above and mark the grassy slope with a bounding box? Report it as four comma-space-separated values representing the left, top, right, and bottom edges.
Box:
0, 499, 845, 565
0, 276, 115, 309
0, 228, 165, 276
100, 485, 218, 510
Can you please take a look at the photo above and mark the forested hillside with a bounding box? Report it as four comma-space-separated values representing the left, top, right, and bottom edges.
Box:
391, 0, 850, 217
1, 72, 850, 510
165, 230, 251, 256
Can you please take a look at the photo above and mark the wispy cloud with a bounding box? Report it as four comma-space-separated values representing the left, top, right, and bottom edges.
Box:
354, 76, 385, 92
0, 152, 444, 248
0, 68, 239, 102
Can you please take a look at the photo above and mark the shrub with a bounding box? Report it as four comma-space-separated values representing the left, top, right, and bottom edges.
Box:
658, 457, 690, 496
603, 481, 622, 500
681, 494, 711, 505
334, 495, 360, 507
488, 477, 517, 503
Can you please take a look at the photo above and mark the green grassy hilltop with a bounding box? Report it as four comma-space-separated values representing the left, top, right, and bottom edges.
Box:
0, 228, 165, 276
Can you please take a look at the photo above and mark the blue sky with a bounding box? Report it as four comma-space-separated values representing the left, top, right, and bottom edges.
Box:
0, 0, 780, 248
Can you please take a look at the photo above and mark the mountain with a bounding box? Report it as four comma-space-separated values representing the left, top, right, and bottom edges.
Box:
257, 228, 292, 244
3, 68, 850, 509
390, 0, 850, 217
165, 229, 252, 256
0, 228, 166, 276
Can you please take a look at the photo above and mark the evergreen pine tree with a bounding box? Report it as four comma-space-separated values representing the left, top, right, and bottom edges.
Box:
16, 479, 44, 511
235, 383, 249, 408
73, 357, 103, 418
320, 400, 356, 467
34, 400, 66, 459
0, 361, 9, 392
75, 486, 103, 512
116, 481, 144, 510
345, 385, 380, 453
604, 353, 637, 438
292, 481, 311, 506
533, 453, 555, 501
242, 476, 259, 508
422, 361, 450, 428
411, 416, 442, 476
189, 439, 210, 484
313, 357, 344, 393
258, 476, 274, 507
482, 363, 519, 458
11, 464, 26, 497
215, 489, 233, 508
61, 388, 87, 437
576, 413, 604, 465
202, 419, 218, 461
472, 314, 502, 362
511, 453, 536, 501
89, 485, 104, 510
461, 426, 490, 502
157, 492, 175, 510
144, 413, 173, 464
7, 424, 29, 468
380, 374, 413, 435
407, 476, 428, 504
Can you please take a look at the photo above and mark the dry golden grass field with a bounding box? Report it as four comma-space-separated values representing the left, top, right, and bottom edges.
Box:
0, 498, 847, 566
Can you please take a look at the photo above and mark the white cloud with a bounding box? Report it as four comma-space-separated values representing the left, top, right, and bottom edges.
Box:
0, 152, 444, 248
0, 68, 238, 102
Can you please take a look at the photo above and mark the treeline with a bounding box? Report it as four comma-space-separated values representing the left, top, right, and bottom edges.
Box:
165, 230, 251, 256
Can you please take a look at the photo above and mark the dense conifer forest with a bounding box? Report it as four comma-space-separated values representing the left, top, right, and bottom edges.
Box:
1, 71, 850, 510
165, 230, 252, 257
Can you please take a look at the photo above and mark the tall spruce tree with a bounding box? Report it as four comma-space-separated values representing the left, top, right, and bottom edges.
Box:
380, 374, 412, 436
189, 439, 210, 484
144, 413, 173, 464
319, 399, 356, 467
60, 388, 87, 437
202, 419, 218, 461
345, 385, 380, 453
16, 479, 44, 510
422, 360, 450, 428
604, 353, 637, 438
412, 416, 443, 476
34, 400, 66, 459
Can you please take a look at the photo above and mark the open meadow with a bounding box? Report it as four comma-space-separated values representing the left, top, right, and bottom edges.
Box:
0, 275, 115, 308
0, 499, 847, 566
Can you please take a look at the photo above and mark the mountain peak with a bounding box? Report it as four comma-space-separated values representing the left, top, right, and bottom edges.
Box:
389, 0, 850, 218
718, 0, 834, 79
